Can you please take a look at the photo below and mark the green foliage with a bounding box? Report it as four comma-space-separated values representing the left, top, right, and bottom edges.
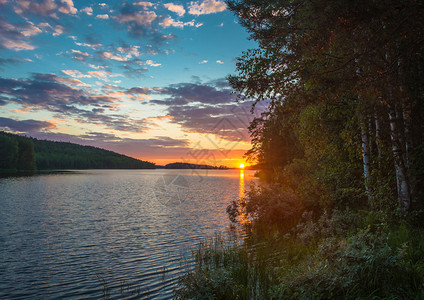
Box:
178, 0, 424, 297
177, 215, 424, 299
0, 131, 35, 172
0, 134, 18, 171
16, 137, 36, 171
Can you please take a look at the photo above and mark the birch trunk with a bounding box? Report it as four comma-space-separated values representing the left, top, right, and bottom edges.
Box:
374, 110, 382, 167
402, 102, 413, 168
368, 115, 374, 157
388, 103, 411, 211
360, 114, 371, 197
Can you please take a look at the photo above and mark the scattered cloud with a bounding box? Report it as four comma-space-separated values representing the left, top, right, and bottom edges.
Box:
0, 73, 148, 132
0, 57, 23, 69
146, 60, 161, 67
13, 0, 77, 18
87, 70, 112, 81
164, 3, 185, 16
96, 14, 109, 19
112, 3, 177, 51
20, 23, 42, 37
97, 45, 140, 62
0, 117, 56, 132
115, 9, 157, 27
0, 20, 36, 51
159, 16, 202, 28
199, 60, 208, 64
133, 2, 153, 9
65, 49, 92, 61
188, 0, 226, 15
216, 60, 224, 64
120, 63, 149, 78
81, 7, 93, 15
61, 69, 92, 78
147, 79, 259, 142
38, 22, 65, 36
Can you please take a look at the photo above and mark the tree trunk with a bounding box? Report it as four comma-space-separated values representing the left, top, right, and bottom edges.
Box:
360, 114, 371, 198
368, 115, 374, 157
388, 103, 411, 211
374, 110, 382, 167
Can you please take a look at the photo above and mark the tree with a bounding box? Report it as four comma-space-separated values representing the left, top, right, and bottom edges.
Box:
0, 134, 18, 170
16, 138, 36, 171
227, 0, 424, 211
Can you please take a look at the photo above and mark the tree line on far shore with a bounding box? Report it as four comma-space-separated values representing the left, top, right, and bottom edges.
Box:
0, 131, 155, 173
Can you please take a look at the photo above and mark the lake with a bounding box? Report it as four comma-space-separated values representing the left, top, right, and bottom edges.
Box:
0, 169, 254, 299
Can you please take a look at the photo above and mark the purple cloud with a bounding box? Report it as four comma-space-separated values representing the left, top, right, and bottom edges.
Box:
0, 73, 148, 132
147, 79, 261, 141
0, 117, 55, 132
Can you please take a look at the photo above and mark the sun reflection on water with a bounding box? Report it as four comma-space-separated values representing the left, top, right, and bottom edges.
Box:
238, 169, 249, 225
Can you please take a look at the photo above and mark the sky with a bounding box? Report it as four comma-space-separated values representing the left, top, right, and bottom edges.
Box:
0, 0, 262, 167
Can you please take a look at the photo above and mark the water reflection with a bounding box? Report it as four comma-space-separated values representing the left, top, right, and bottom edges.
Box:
238, 169, 249, 225
239, 170, 245, 198
0, 169, 258, 299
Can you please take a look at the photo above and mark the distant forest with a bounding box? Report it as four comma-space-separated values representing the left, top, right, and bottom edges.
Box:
0, 131, 155, 173
165, 162, 228, 169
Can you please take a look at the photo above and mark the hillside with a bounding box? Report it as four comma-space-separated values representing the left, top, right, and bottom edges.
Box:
0, 131, 155, 172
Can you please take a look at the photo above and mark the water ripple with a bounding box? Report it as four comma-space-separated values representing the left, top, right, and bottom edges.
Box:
0, 169, 254, 299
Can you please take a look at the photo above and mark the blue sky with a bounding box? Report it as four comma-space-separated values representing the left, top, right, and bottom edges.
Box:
0, 0, 260, 166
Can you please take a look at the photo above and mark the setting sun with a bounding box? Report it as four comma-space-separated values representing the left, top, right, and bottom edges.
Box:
239, 163, 245, 169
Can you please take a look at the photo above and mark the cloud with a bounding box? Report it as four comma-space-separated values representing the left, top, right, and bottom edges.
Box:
158, 81, 234, 105
97, 45, 140, 62
0, 57, 23, 69
20, 23, 42, 37
37, 22, 65, 36
0, 20, 36, 51
14, 0, 77, 18
148, 80, 261, 142
54, 76, 89, 87
0, 73, 113, 108
0, 117, 55, 132
119, 58, 149, 78
2, 39, 35, 51
133, 2, 153, 9
115, 9, 157, 27
96, 14, 109, 19
146, 60, 161, 67
188, 0, 226, 15
112, 3, 177, 50
158, 16, 202, 28
0, 73, 150, 132
120, 64, 149, 78
199, 60, 208, 64
63, 49, 92, 61
52, 25, 64, 36
58, 0, 77, 15
216, 60, 224, 64
98, 51, 128, 62
81, 7, 93, 15
87, 70, 112, 81
164, 3, 185, 16
61, 69, 92, 78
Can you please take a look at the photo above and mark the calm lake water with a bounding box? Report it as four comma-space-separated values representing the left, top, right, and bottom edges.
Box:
0, 169, 254, 299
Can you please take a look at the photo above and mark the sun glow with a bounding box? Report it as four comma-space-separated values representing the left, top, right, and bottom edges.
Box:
239, 163, 245, 169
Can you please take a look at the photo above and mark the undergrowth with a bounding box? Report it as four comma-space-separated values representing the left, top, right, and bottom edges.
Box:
175, 210, 424, 299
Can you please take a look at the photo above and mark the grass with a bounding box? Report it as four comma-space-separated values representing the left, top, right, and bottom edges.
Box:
175, 212, 424, 299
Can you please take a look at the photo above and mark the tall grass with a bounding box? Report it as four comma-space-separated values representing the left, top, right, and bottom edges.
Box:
175, 212, 424, 299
